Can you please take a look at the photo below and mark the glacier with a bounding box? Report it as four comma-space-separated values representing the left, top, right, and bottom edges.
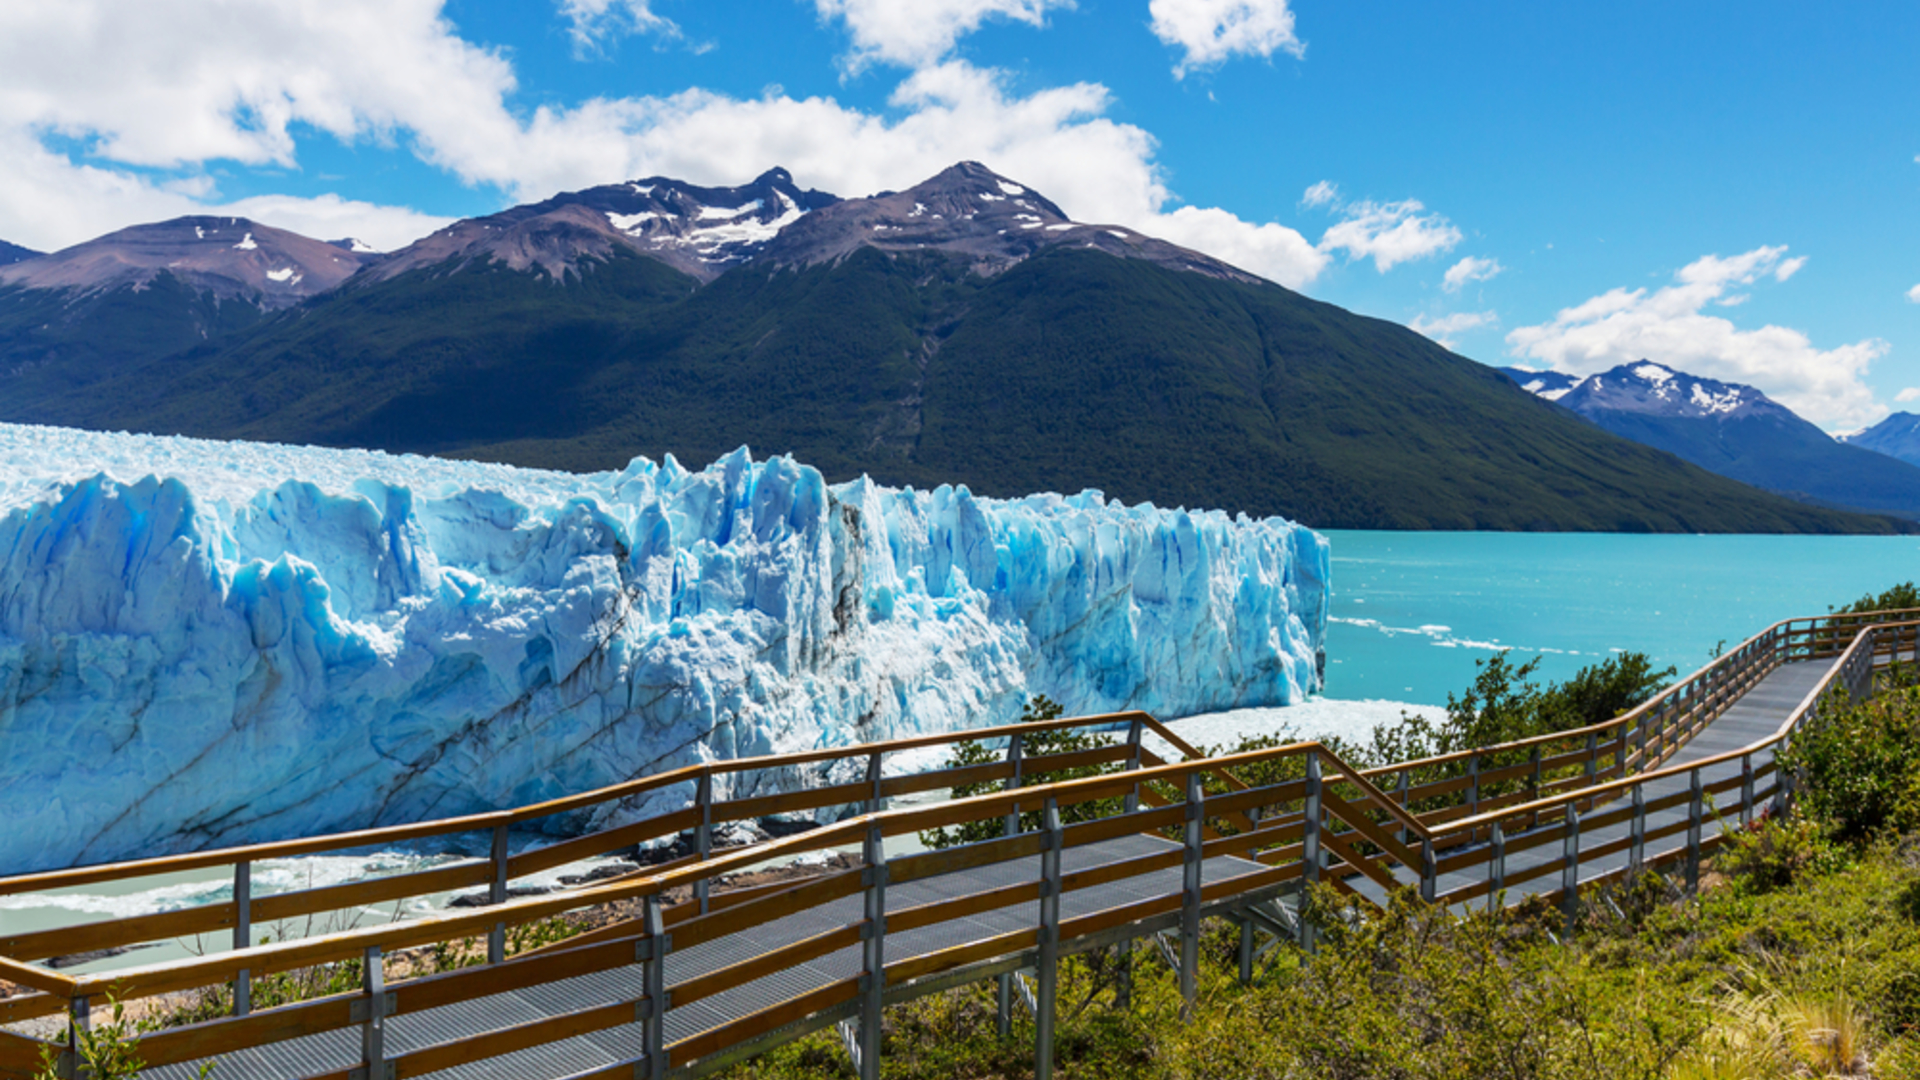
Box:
0, 424, 1328, 874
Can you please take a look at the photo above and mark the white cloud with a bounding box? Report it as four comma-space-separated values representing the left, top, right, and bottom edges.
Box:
1442, 255, 1502, 293
1149, 205, 1326, 288
1299, 180, 1338, 208
1149, 0, 1303, 78
1317, 198, 1461, 272
0, 0, 1326, 289
557, 0, 684, 53
1907, 283, 1920, 303
813, 0, 1072, 71
1897, 387, 1920, 403
1409, 311, 1496, 350
1506, 246, 1889, 429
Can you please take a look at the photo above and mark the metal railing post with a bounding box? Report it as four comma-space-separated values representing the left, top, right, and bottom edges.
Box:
1466, 752, 1480, 821
1629, 784, 1646, 874
64, 995, 87, 1080
643, 894, 669, 1080
233, 860, 252, 1017
1004, 732, 1025, 840
1394, 769, 1412, 845
1561, 806, 1581, 937
695, 771, 714, 915
1775, 734, 1793, 817
1300, 751, 1322, 950
1487, 822, 1505, 913
859, 823, 887, 1080
1035, 798, 1063, 1080
1180, 772, 1204, 1020
866, 751, 885, 815
1529, 746, 1543, 829
487, 823, 509, 964
1687, 768, 1704, 891
1237, 917, 1255, 986
1419, 837, 1436, 905
1583, 731, 1598, 792
1740, 753, 1755, 827
359, 946, 387, 1080
1124, 718, 1144, 814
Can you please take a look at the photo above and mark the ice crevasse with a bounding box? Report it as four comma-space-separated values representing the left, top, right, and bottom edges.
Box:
0, 424, 1329, 873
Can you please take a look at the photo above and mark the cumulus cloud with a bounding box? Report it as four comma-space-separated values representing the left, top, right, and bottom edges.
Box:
1908, 283, 1920, 303
1317, 198, 1462, 272
1149, 0, 1303, 78
1442, 255, 1502, 293
1409, 311, 1497, 350
813, 0, 1073, 71
0, 0, 1328, 287
1506, 246, 1889, 429
1897, 387, 1920, 403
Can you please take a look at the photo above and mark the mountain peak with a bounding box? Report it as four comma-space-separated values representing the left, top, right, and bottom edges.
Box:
758, 162, 1261, 283
0, 239, 39, 267
0, 216, 374, 307
1503, 361, 1788, 422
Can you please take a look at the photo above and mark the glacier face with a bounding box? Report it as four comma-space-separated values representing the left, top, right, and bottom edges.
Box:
0, 425, 1327, 873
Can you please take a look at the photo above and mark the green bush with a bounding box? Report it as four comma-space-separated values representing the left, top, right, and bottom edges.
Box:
1779, 684, 1920, 842
1716, 810, 1849, 895
918, 697, 1127, 850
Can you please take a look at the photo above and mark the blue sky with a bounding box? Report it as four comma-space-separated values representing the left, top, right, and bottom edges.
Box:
1, 0, 1915, 430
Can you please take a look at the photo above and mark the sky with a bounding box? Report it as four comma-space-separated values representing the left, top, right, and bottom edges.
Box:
1, 0, 1915, 432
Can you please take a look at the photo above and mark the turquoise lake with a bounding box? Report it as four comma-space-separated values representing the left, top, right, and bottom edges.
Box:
1319, 531, 1920, 707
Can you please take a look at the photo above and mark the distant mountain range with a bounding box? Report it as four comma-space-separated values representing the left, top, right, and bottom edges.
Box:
0, 240, 37, 266
0, 164, 1907, 534
1501, 362, 1920, 520
1841, 412, 1920, 469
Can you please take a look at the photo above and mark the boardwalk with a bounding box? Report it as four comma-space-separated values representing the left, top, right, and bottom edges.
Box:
0, 612, 1912, 1080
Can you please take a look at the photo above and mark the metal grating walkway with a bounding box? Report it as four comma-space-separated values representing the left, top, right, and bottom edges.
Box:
149, 834, 1270, 1080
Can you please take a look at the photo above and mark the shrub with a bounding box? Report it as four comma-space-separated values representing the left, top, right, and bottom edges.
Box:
1780, 685, 1920, 843
1716, 811, 1850, 895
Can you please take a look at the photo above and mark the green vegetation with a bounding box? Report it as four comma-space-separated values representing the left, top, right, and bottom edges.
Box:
1835, 581, 1920, 615
12, 245, 1908, 532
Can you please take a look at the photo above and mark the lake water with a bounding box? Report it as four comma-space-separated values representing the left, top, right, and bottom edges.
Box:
8, 530, 1915, 976
1318, 530, 1920, 707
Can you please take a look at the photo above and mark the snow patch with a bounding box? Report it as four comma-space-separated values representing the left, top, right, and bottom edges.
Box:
998, 181, 1026, 196
606, 210, 665, 234
232, 232, 258, 251
265, 268, 300, 284
1632, 363, 1674, 384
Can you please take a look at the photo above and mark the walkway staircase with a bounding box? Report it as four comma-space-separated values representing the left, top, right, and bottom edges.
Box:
1, 611, 1914, 1080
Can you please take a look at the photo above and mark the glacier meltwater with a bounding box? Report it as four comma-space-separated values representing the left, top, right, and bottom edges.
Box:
0, 425, 1328, 873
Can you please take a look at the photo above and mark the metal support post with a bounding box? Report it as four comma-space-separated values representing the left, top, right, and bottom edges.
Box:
1035, 799, 1064, 1080
1300, 751, 1322, 951
1686, 768, 1704, 891
1124, 718, 1145, 815
1629, 784, 1646, 874
1774, 735, 1793, 817
867, 752, 885, 816
695, 771, 714, 915
859, 824, 886, 1080
1180, 772, 1204, 1020
65, 995, 88, 1080
997, 973, 1013, 1037
1561, 806, 1581, 938
1394, 769, 1412, 846
643, 895, 669, 1080
1004, 733, 1025, 840
1237, 917, 1255, 986
1584, 731, 1598, 790
1529, 746, 1543, 829
1467, 753, 1480, 820
487, 823, 510, 964
1487, 822, 1505, 914
360, 946, 387, 1080
1419, 838, 1436, 905
233, 860, 252, 1016
1740, 754, 1755, 827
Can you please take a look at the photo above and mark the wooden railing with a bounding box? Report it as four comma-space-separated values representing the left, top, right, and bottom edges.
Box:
1, 608, 1914, 1080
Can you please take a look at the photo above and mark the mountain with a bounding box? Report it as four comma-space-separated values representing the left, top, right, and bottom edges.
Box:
358, 167, 837, 285
0, 217, 378, 412
1840, 412, 1920, 469
0, 165, 1908, 534
0, 240, 37, 266
1500, 362, 1920, 520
